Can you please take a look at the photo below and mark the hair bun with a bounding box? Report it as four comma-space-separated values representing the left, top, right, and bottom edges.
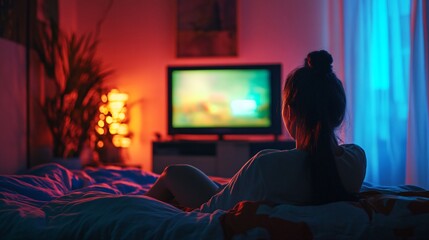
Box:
305, 50, 333, 73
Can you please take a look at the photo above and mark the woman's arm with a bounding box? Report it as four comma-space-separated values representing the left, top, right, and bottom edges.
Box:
199, 151, 268, 213
145, 164, 219, 209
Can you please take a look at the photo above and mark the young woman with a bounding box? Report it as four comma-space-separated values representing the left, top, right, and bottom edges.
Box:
145, 50, 367, 212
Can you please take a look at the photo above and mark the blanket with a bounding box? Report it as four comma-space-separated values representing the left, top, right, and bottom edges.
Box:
0, 163, 428, 239
0, 164, 223, 239
220, 187, 429, 239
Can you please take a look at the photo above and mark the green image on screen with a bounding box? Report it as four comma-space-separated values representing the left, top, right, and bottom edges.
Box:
172, 69, 271, 128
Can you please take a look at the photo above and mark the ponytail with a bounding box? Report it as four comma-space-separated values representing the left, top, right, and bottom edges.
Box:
309, 121, 352, 204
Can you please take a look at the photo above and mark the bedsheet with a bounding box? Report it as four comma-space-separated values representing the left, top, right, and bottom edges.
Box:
0, 163, 224, 239
220, 184, 429, 239
1, 163, 428, 239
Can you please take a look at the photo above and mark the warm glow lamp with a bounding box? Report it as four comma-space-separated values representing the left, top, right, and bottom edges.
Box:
97, 89, 131, 149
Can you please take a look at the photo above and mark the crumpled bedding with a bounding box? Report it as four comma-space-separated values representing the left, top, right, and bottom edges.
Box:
0, 163, 223, 240
220, 183, 429, 239
1, 163, 428, 239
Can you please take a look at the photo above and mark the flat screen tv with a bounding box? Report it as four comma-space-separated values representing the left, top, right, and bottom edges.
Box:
167, 64, 282, 136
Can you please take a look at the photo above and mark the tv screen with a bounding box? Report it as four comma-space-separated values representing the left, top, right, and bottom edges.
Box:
167, 64, 282, 136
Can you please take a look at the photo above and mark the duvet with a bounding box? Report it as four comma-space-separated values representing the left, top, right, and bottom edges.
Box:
0, 163, 428, 239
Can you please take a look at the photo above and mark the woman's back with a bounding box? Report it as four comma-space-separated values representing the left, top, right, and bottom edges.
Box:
257, 144, 366, 205
199, 144, 366, 212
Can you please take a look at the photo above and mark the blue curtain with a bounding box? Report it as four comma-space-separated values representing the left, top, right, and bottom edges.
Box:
342, 0, 429, 188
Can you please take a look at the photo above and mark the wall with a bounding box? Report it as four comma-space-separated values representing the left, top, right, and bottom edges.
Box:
0, 39, 27, 174
59, 0, 334, 171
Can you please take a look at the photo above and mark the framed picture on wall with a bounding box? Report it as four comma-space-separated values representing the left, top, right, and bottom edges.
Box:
177, 0, 237, 57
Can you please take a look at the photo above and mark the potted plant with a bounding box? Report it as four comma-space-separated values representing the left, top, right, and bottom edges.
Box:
33, 18, 112, 165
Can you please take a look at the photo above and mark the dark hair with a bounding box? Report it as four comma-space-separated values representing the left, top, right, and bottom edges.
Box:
283, 50, 353, 204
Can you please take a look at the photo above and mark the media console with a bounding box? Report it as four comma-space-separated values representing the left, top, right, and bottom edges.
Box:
152, 140, 295, 178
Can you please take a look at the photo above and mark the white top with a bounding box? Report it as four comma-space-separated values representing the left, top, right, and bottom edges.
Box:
199, 144, 366, 213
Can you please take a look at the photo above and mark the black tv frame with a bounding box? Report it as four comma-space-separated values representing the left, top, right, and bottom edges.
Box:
167, 64, 282, 137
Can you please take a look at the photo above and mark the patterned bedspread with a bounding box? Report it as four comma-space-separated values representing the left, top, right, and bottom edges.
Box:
0, 163, 428, 239
220, 184, 429, 239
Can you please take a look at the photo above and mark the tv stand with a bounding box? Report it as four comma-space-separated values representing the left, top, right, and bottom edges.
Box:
152, 140, 295, 178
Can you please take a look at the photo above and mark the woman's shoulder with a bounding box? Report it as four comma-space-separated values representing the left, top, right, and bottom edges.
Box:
337, 144, 367, 193
340, 143, 365, 151
254, 148, 302, 158
338, 143, 367, 168
340, 144, 366, 158
252, 148, 305, 168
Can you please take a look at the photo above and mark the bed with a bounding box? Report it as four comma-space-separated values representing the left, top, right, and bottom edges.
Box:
1, 163, 428, 239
